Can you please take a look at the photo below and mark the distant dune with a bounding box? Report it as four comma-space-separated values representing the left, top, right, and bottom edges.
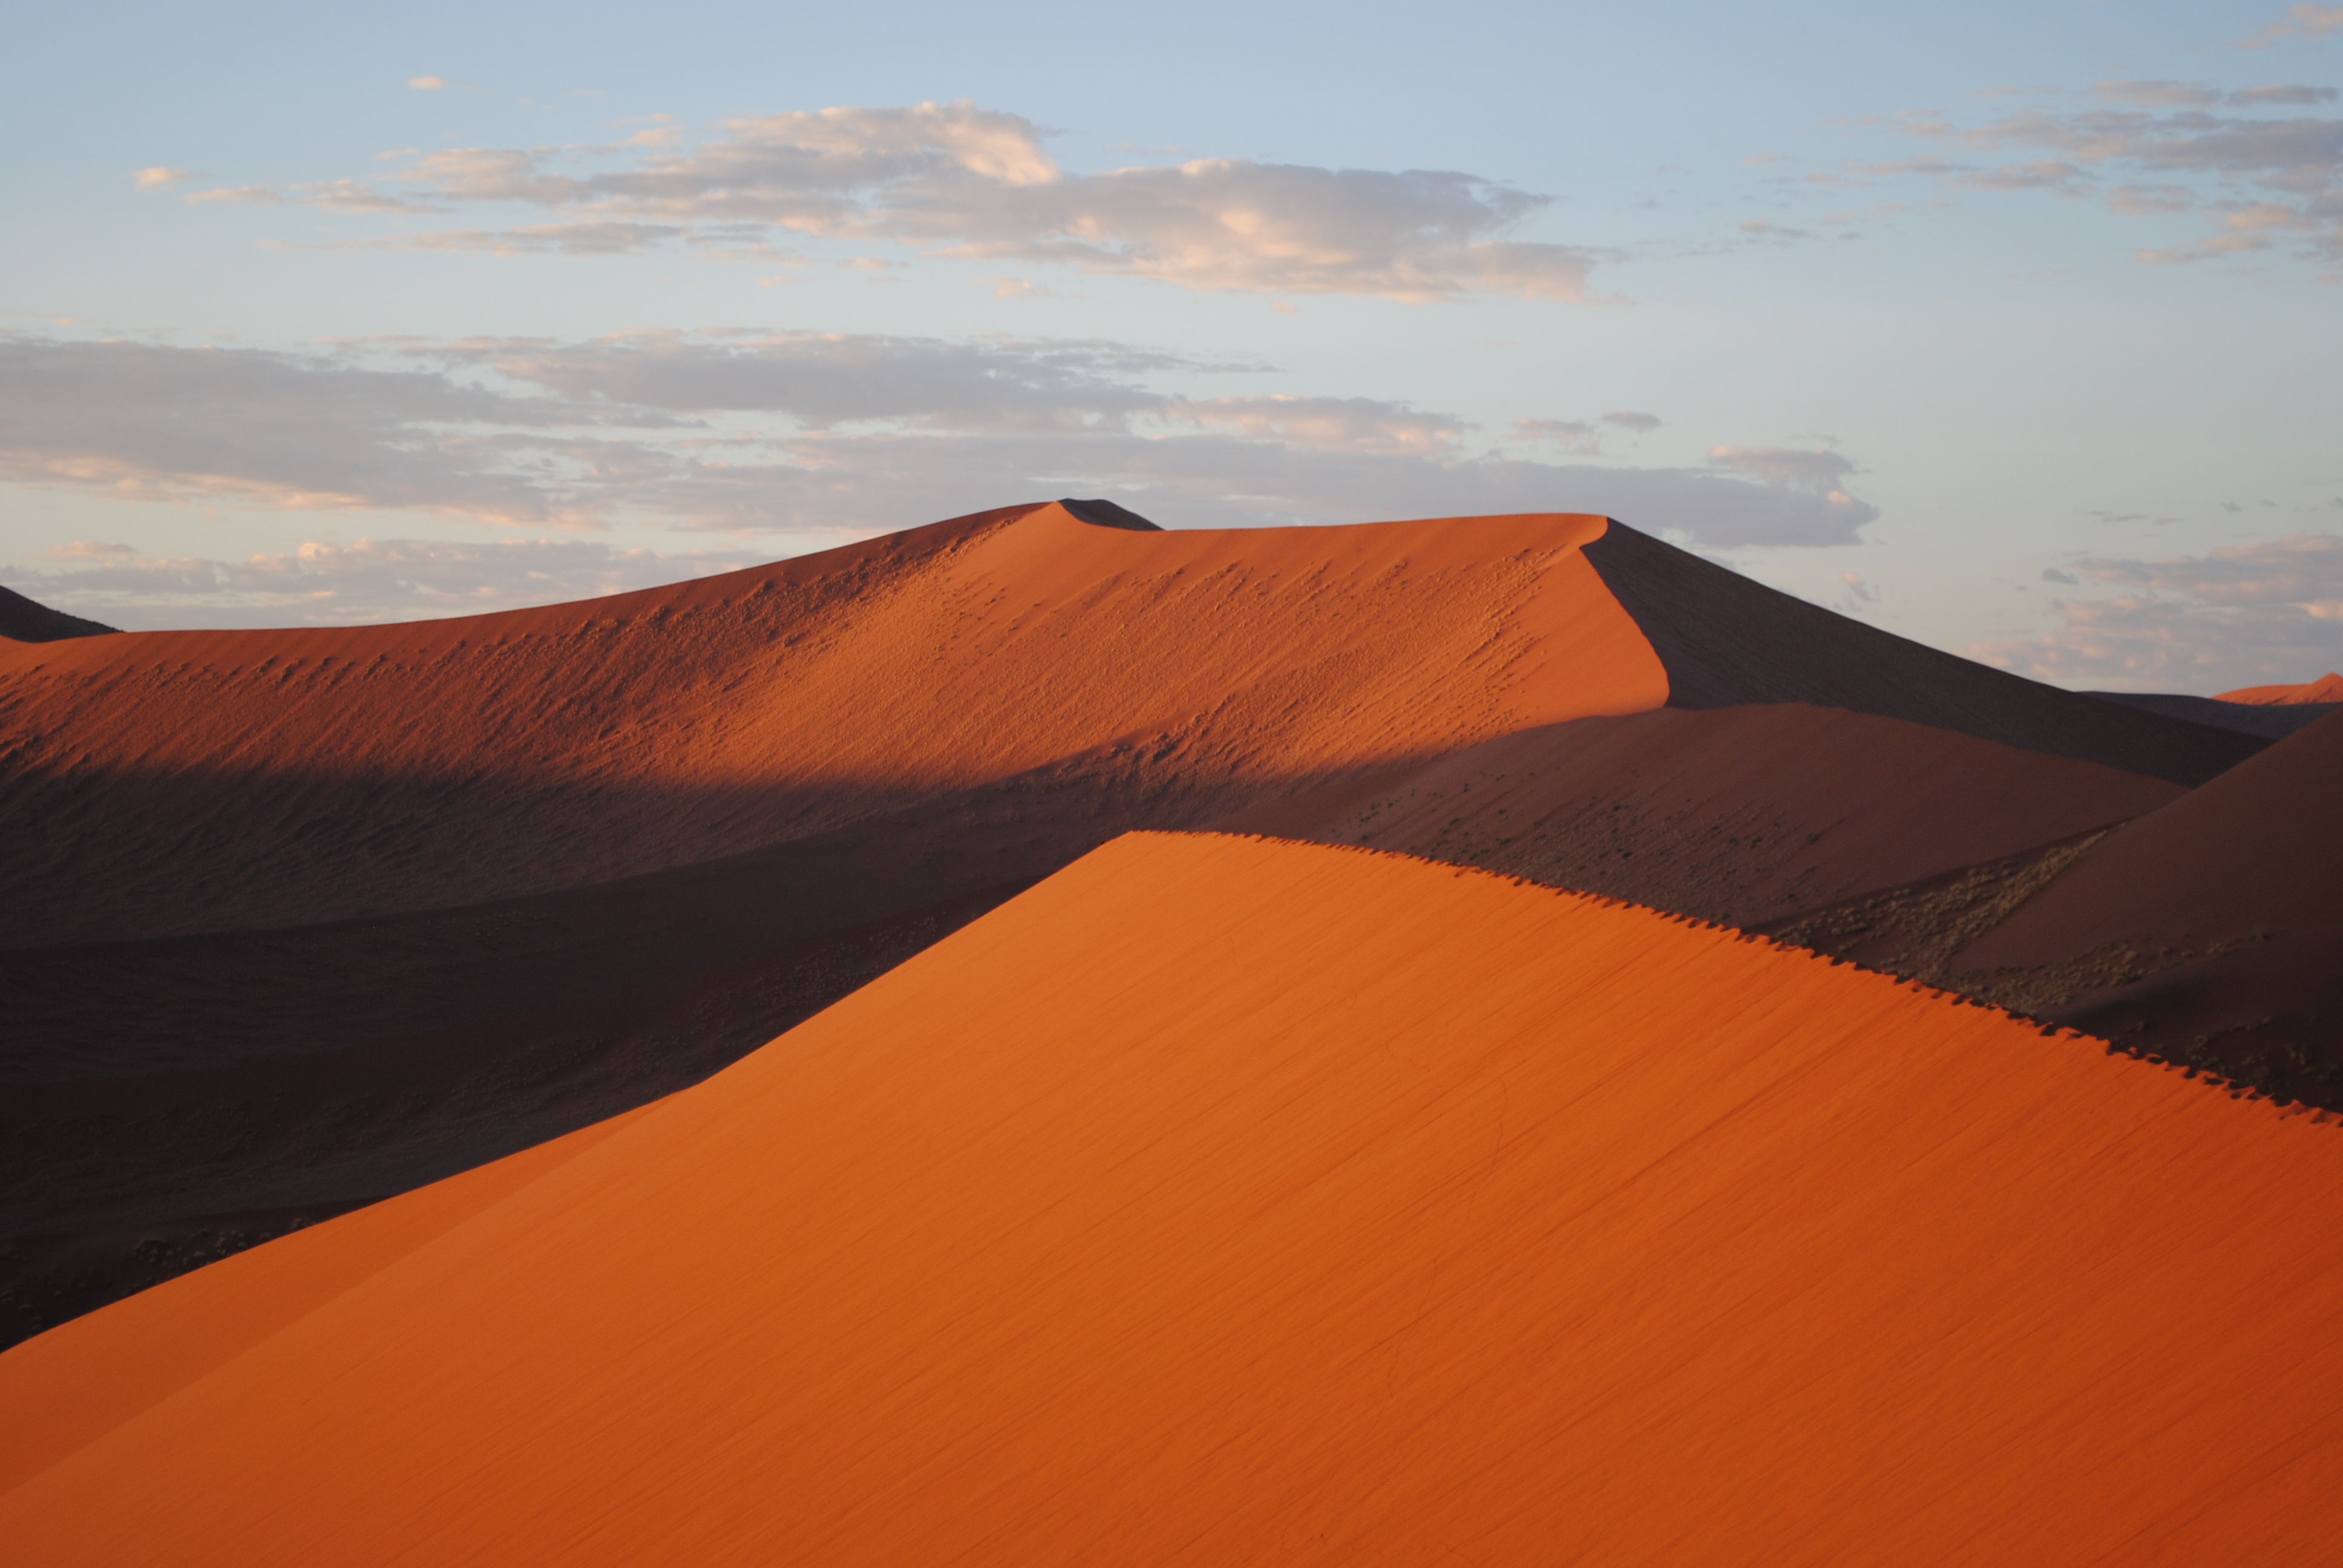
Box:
0, 584, 114, 645
1950, 708, 2343, 1083
0, 501, 2312, 1346
7, 834, 2342, 1563
2217, 671, 2343, 706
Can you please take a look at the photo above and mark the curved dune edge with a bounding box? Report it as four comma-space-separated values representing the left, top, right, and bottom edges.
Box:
2217, 671, 2343, 705
7, 832, 2343, 1563
0, 503, 1661, 947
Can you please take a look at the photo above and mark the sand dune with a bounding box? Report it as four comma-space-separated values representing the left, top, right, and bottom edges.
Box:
0, 585, 114, 645
5, 832, 2341, 1563
2, 501, 2282, 1344
1235, 701, 2182, 927
2087, 688, 2336, 741
1582, 520, 2261, 783
2217, 671, 2343, 705
0, 503, 1661, 949
1947, 708, 2343, 1085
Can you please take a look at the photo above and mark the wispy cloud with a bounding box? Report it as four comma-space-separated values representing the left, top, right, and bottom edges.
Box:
1863, 93, 2343, 268
132, 166, 198, 191
2234, 3, 2343, 49
0, 537, 776, 629
147, 100, 1603, 302
0, 332, 1877, 566
1973, 533, 2343, 691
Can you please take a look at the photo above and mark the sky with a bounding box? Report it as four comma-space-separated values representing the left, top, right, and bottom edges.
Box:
1, 1, 2338, 692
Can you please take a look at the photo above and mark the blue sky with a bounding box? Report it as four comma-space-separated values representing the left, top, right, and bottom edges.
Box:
2, 0, 2338, 691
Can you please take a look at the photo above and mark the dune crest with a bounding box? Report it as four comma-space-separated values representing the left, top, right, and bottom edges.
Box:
5, 833, 2342, 1563
2217, 671, 2343, 706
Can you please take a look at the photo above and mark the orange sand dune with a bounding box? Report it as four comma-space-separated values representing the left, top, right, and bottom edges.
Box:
8, 832, 2342, 1564
1235, 701, 2182, 926
0, 501, 2277, 1343
1962, 708, 2343, 964
1955, 708, 2343, 1073
0, 504, 1659, 948
2217, 670, 2343, 705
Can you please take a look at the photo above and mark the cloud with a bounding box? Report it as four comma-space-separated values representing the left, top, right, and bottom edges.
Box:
408, 76, 449, 91
1867, 91, 2343, 266
2042, 566, 2079, 584
1973, 534, 2343, 691
1706, 445, 1858, 494
1512, 419, 1605, 455
133, 167, 198, 191
2235, 4, 2343, 48
166, 99, 1602, 302
2232, 83, 2340, 106
1602, 410, 1662, 434
0, 537, 776, 630
430, 327, 1181, 430
0, 331, 1875, 555
1160, 396, 1464, 454
0, 334, 611, 526
399, 222, 689, 255
189, 186, 286, 206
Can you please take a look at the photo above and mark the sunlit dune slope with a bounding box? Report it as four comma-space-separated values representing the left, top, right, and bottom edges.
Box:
2217, 670, 2343, 705
1582, 520, 2263, 784
8, 832, 2342, 1564
1231, 701, 2181, 926
1953, 708, 2343, 1074
0, 584, 114, 645
0, 504, 1659, 947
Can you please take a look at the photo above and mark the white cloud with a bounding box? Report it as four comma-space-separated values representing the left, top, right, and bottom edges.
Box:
1162, 396, 1464, 454
0, 331, 1877, 558
0, 537, 776, 629
1973, 534, 2343, 691
133, 166, 197, 191
400, 222, 689, 255
408, 76, 448, 91
161, 99, 1602, 302
1875, 96, 2343, 266
1707, 445, 1859, 494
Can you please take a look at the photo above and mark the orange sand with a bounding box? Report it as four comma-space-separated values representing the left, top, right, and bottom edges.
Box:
7, 832, 2342, 1563
2215, 671, 2343, 705
0, 505, 1662, 947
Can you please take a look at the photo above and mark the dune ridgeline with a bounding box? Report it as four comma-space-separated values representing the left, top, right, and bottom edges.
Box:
4, 500, 2340, 1560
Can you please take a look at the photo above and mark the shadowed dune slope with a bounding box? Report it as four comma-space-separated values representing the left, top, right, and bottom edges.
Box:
1235, 702, 2181, 927
1580, 520, 2262, 784
0, 505, 1660, 949
7, 833, 2343, 1564
2087, 689, 2338, 741
1950, 710, 2343, 1070
0, 585, 115, 646
2218, 671, 2343, 705
1962, 708, 2343, 967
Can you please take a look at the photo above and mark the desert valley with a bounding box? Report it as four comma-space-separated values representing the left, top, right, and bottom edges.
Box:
3, 498, 2341, 1561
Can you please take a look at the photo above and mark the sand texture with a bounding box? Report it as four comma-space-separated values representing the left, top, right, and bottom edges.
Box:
1244, 701, 2181, 927
4, 500, 2315, 1345
5, 832, 2342, 1563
